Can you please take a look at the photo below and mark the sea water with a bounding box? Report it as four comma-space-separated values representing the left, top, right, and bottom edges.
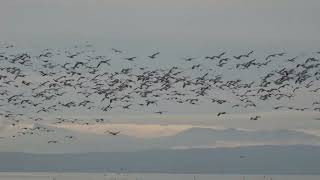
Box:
0, 173, 319, 180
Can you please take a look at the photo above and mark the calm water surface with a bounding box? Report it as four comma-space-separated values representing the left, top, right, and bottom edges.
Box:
0, 173, 319, 180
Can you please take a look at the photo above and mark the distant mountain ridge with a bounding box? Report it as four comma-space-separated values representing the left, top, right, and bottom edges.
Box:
172, 127, 319, 142
1, 126, 319, 153
0, 145, 320, 174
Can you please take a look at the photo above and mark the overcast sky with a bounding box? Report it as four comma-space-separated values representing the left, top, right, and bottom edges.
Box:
0, 0, 320, 148
1, 0, 320, 51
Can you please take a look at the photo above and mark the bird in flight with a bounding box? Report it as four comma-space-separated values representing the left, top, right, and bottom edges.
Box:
250, 116, 261, 121
106, 130, 120, 136
233, 51, 254, 60
154, 111, 167, 114
217, 112, 227, 117
124, 57, 137, 61
148, 52, 160, 59
111, 48, 123, 53
205, 52, 226, 60
183, 57, 197, 61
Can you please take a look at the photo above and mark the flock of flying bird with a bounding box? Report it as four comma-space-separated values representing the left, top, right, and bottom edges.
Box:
0, 43, 320, 143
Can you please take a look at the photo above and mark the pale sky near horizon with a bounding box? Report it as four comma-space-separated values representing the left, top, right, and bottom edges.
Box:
1, 0, 320, 143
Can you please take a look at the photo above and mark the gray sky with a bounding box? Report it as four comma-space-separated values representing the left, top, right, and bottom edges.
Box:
1, 0, 320, 51
0, 0, 320, 151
